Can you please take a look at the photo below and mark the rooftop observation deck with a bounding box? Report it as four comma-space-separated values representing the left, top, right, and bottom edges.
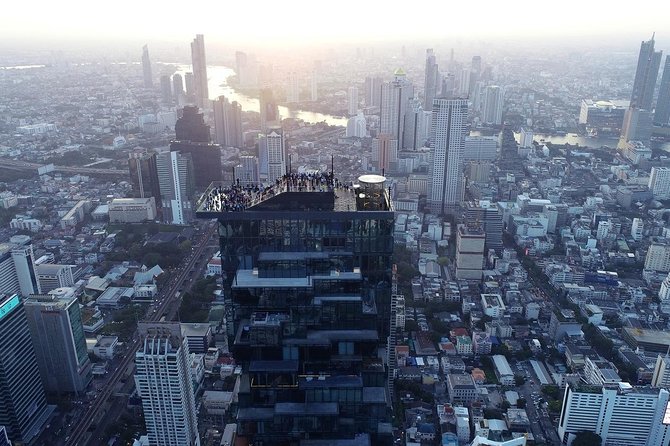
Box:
195, 172, 393, 217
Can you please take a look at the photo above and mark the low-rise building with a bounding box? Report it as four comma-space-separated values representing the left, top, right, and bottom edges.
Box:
447, 373, 478, 404
108, 197, 157, 223
93, 336, 118, 359
492, 355, 514, 386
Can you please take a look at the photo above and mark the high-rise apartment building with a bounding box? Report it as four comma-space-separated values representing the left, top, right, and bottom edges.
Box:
348, 85, 359, 116
380, 69, 414, 145
519, 128, 533, 148
196, 173, 394, 445
156, 150, 195, 225
364, 76, 383, 108
160, 75, 172, 104
649, 166, 670, 200
403, 98, 427, 150
558, 382, 670, 446
24, 293, 91, 394
455, 223, 485, 280
483, 85, 504, 125
142, 44, 152, 88
213, 96, 243, 148
423, 49, 439, 111
135, 322, 200, 446
372, 134, 397, 172
191, 34, 209, 109
645, 242, 670, 272
0, 294, 52, 444
656, 56, 670, 126
260, 127, 286, 183
429, 98, 468, 215
128, 148, 162, 205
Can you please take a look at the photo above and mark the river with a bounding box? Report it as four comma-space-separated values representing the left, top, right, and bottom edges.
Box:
170, 64, 348, 127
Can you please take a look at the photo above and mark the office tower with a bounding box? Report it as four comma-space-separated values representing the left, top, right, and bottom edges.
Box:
0, 237, 40, 296
128, 148, 162, 204
259, 127, 286, 183
24, 293, 91, 394
213, 96, 243, 148
156, 151, 195, 225
429, 98, 468, 215
620, 107, 653, 146
655, 56, 670, 126
465, 201, 503, 253
135, 322, 200, 446
196, 173, 394, 445
423, 49, 439, 111
364, 76, 383, 107
160, 75, 172, 104
0, 294, 51, 444
630, 34, 663, 110
35, 264, 74, 293
471, 81, 485, 112
458, 67, 471, 97
175, 106, 210, 142
259, 88, 279, 132
463, 136, 498, 161
380, 69, 414, 144
173, 73, 185, 103
184, 72, 194, 96
346, 113, 367, 138
649, 166, 670, 199
191, 34, 209, 109
519, 127, 533, 148
558, 382, 670, 446
372, 134, 398, 172
455, 223, 485, 279
234, 155, 260, 186
287, 71, 299, 103
483, 85, 504, 125
310, 69, 318, 101
142, 44, 152, 88
348, 85, 359, 116
403, 98, 426, 150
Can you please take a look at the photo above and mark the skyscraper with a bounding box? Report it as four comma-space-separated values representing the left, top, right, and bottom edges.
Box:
171, 107, 221, 189
423, 49, 438, 110
0, 237, 40, 297
160, 75, 172, 104
261, 127, 286, 183
191, 34, 209, 109
259, 88, 279, 132
141, 44, 152, 88
175, 106, 210, 143
630, 34, 663, 110
348, 85, 359, 116
173, 73, 185, 104
156, 150, 195, 225
234, 155, 260, 186
24, 293, 92, 394
364, 76, 383, 107
128, 148, 162, 205
135, 322, 200, 446
483, 85, 504, 125
196, 172, 394, 445
287, 71, 299, 103
372, 133, 397, 172
429, 98, 468, 215
0, 294, 52, 444
655, 55, 670, 126
403, 98, 427, 150
380, 68, 414, 145
213, 96, 243, 148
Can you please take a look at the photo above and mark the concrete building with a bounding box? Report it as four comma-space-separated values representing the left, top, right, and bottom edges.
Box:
579, 99, 628, 135
0, 238, 40, 297
35, 264, 74, 293
423, 49, 438, 111
456, 223, 485, 280
234, 156, 260, 186
142, 44, 152, 88
348, 85, 358, 116
463, 136, 498, 161
135, 322, 200, 446
108, 197, 157, 223
632, 217, 644, 241
287, 72, 299, 103
0, 294, 52, 444
213, 96, 243, 148
156, 150, 195, 225
483, 86, 504, 125
380, 69, 414, 146
372, 134, 397, 172
24, 294, 92, 394
519, 128, 533, 148
191, 34, 209, 108
558, 382, 670, 446
649, 166, 670, 200
492, 355, 514, 385
645, 242, 670, 272
447, 373, 478, 404
128, 148, 162, 204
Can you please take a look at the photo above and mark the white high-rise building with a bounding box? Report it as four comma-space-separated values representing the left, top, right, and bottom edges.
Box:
262, 127, 286, 183
380, 69, 414, 145
652, 354, 670, 387
596, 220, 611, 240
649, 166, 670, 200
483, 86, 504, 125
403, 98, 427, 150
659, 273, 670, 302
458, 67, 471, 97
156, 151, 195, 225
347, 86, 359, 116
519, 128, 533, 148
346, 113, 367, 138
135, 322, 200, 446
632, 217, 644, 241
645, 243, 670, 272
287, 72, 299, 103
428, 98, 468, 215
558, 383, 670, 446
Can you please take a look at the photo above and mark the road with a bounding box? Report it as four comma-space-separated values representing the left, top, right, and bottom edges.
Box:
64, 222, 218, 446
515, 360, 562, 445
0, 157, 128, 177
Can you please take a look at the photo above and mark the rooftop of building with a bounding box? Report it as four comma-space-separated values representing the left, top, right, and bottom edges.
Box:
448, 373, 476, 387
196, 172, 393, 217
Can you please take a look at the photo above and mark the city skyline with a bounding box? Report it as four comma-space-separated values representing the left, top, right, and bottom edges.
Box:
2, 1, 670, 49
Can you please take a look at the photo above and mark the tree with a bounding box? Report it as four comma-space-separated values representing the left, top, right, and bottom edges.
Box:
572, 431, 602, 446
514, 375, 526, 386
517, 397, 527, 409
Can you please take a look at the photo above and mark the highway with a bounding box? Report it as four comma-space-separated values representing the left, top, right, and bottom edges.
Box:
64, 221, 218, 446
0, 158, 128, 177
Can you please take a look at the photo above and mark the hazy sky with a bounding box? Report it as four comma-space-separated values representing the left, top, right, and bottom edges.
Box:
2, 0, 669, 47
